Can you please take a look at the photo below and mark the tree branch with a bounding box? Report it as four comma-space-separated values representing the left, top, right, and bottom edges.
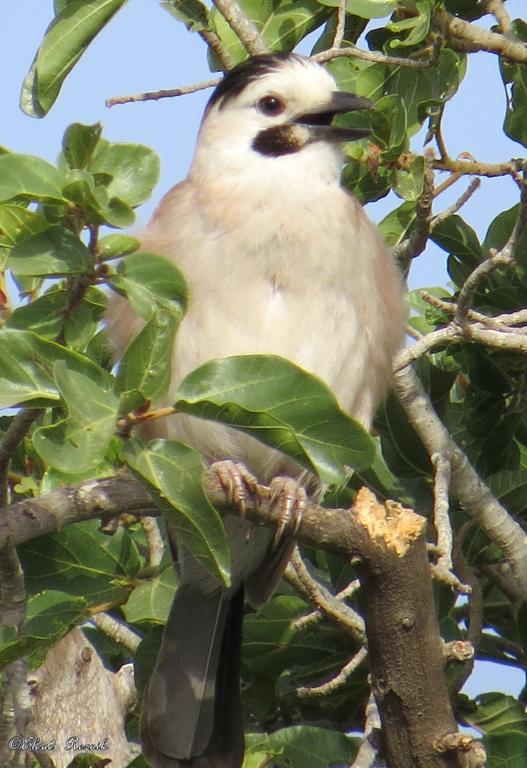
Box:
293, 646, 368, 699
286, 548, 366, 642
105, 78, 221, 108
392, 364, 527, 598
313, 46, 434, 68
436, 8, 527, 62
212, 0, 268, 55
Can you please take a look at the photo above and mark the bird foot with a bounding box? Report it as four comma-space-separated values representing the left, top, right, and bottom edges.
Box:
210, 460, 260, 517
269, 476, 307, 546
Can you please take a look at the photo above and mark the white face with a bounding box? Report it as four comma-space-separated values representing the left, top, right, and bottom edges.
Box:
197, 56, 343, 157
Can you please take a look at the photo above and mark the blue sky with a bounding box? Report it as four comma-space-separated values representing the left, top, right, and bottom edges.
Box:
1, 0, 525, 700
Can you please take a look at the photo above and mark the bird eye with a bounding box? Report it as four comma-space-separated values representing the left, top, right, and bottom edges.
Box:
257, 95, 285, 117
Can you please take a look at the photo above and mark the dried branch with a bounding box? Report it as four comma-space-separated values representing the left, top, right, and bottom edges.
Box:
436, 8, 527, 63
212, 0, 268, 55
286, 548, 366, 642
90, 612, 142, 653
105, 77, 220, 108
392, 364, 527, 598
294, 646, 368, 699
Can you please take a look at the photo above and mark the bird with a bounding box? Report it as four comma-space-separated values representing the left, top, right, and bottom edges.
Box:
106, 52, 404, 768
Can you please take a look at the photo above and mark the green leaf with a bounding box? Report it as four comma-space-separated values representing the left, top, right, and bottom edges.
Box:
371, 94, 408, 160
0, 591, 87, 669
0, 329, 100, 408
18, 522, 141, 606
0, 204, 49, 246
6, 288, 66, 339
33, 358, 119, 473
386, 0, 431, 48
175, 355, 376, 485
317, 0, 395, 20
485, 732, 527, 768
394, 156, 425, 201
123, 439, 231, 586
88, 143, 160, 207
484, 204, 527, 267
117, 310, 179, 401
7, 225, 92, 277
62, 122, 103, 169
464, 693, 527, 735
97, 234, 140, 261
21, 0, 129, 117
161, 0, 209, 31
109, 251, 188, 320
247, 725, 359, 767
0, 155, 67, 203
500, 21, 527, 148
384, 49, 466, 135
378, 200, 416, 246
430, 214, 482, 288
123, 558, 178, 624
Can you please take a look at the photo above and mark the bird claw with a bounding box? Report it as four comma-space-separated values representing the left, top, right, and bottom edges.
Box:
210, 460, 260, 517
269, 476, 307, 547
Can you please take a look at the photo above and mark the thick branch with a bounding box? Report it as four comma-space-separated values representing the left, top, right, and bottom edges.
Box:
357, 492, 464, 767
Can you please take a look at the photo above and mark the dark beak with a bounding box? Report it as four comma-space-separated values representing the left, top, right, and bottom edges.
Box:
294, 91, 373, 142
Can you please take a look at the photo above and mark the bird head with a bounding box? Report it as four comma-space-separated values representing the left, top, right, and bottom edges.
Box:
191, 54, 372, 181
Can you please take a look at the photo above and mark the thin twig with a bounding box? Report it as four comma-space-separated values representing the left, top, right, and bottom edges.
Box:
90, 612, 142, 653
430, 178, 481, 229
333, 0, 347, 49
0, 409, 40, 507
394, 322, 527, 372
431, 452, 453, 572
455, 253, 516, 326
432, 155, 526, 178
291, 578, 360, 631
286, 548, 366, 642
105, 77, 220, 108
392, 164, 435, 266
420, 291, 527, 331
141, 516, 165, 569
198, 28, 234, 69
450, 547, 484, 693
314, 46, 434, 68
212, 0, 268, 55
351, 691, 381, 768
294, 646, 368, 699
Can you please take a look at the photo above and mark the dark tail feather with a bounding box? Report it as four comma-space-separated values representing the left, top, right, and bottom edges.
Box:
140, 585, 245, 768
